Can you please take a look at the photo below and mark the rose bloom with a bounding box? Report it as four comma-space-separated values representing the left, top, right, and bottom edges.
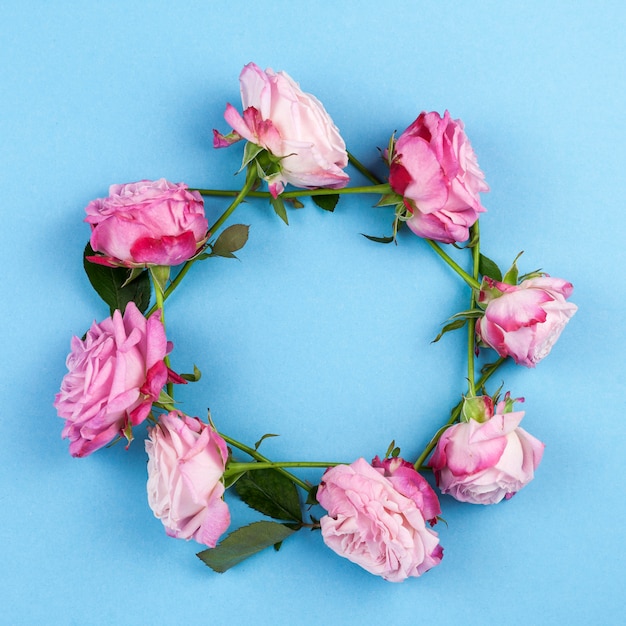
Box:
476, 275, 578, 367
145, 411, 230, 548
317, 457, 443, 582
430, 399, 545, 505
54, 302, 177, 457
85, 179, 208, 267
388, 110, 489, 243
214, 62, 349, 197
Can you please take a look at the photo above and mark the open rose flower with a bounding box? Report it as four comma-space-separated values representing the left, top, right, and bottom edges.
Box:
430, 396, 545, 504
146, 412, 230, 548
388, 110, 488, 243
214, 62, 349, 197
54, 302, 182, 457
317, 457, 443, 582
85, 179, 208, 267
476, 275, 578, 367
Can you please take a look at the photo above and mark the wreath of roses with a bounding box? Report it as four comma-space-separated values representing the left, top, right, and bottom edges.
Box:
54, 62, 577, 583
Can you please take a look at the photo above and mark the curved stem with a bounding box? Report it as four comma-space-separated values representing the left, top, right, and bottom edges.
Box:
220, 432, 320, 492
466, 222, 481, 396
145, 165, 259, 318
348, 151, 384, 185
227, 461, 340, 473
149, 267, 173, 396
207, 163, 258, 234
192, 183, 391, 200
425, 239, 481, 290
413, 356, 506, 470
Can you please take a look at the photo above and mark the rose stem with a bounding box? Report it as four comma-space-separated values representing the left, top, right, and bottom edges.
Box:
412, 356, 506, 471
466, 221, 481, 397
145, 164, 259, 317
424, 239, 481, 290
192, 183, 391, 198
219, 432, 329, 492
149, 266, 174, 396
348, 150, 384, 185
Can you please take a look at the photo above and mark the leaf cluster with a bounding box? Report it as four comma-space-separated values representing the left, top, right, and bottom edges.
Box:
197, 465, 305, 573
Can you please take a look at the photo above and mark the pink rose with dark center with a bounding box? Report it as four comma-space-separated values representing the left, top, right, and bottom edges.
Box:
317, 457, 443, 582
54, 302, 180, 457
476, 275, 578, 367
430, 398, 545, 504
85, 179, 208, 267
214, 62, 349, 197
145, 412, 231, 548
388, 110, 488, 243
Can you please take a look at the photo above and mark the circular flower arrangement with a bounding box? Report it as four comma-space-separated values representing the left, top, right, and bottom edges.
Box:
55, 62, 577, 583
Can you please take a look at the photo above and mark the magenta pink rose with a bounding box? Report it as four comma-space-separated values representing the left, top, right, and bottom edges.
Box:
145, 411, 230, 548
54, 302, 180, 457
317, 457, 443, 582
85, 179, 208, 267
214, 62, 349, 197
430, 397, 545, 504
476, 275, 578, 367
388, 111, 489, 243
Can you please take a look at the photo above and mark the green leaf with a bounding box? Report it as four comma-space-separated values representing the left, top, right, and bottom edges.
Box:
83, 243, 151, 314
361, 233, 395, 244
254, 433, 279, 450
210, 224, 250, 259
312, 194, 339, 212
269, 195, 289, 225
305, 484, 319, 506
432, 318, 467, 343
384, 440, 396, 459
197, 521, 297, 573
502, 251, 524, 285
180, 364, 202, 383
240, 141, 265, 171
235, 468, 302, 523
479, 253, 503, 282
374, 193, 403, 208
284, 197, 304, 209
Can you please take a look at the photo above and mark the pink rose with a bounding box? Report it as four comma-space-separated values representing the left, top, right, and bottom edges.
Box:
317, 457, 443, 582
145, 412, 230, 548
476, 275, 578, 367
214, 62, 349, 197
388, 111, 489, 243
54, 302, 179, 457
430, 398, 545, 504
85, 179, 208, 267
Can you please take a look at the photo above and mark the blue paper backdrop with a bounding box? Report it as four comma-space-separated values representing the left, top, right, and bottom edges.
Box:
2, 1, 625, 624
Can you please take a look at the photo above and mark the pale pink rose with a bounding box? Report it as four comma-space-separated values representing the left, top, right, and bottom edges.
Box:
85, 179, 208, 267
430, 399, 545, 505
214, 62, 349, 197
388, 111, 488, 243
476, 275, 578, 367
317, 457, 443, 582
54, 302, 180, 457
145, 412, 230, 548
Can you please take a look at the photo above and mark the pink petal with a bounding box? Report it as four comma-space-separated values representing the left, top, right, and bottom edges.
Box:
485, 289, 552, 332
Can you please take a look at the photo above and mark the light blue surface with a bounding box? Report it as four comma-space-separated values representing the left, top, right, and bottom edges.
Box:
2, 1, 625, 624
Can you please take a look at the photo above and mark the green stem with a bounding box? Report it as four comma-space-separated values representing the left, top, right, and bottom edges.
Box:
149, 267, 174, 396
192, 183, 391, 200
220, 433, 321, 492
207, 164, 258, 235
425, 239, 481, 290
412, 356, 506, 470
348, 151, 384, 185
145, 165, 259, 318
227, 461, 340, 473
466, 222, 481, 397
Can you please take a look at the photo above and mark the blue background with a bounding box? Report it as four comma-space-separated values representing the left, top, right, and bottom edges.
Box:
2, 1, 625, 624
